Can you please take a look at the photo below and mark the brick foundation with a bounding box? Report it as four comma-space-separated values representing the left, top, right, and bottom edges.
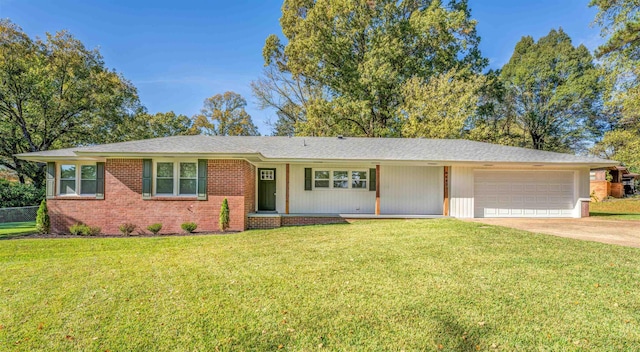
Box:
282, 216, 348, 227
246, 215, 348, 230
581, 200, 590, 218
49, 159, 254, 234
247, 216, 282, 229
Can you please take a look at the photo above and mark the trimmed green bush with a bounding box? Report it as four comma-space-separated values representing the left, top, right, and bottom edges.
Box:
147, 223, 162, 235
68, 224, 100, 236
69, 223, 83, 236
35, 200, 50, 234
119, 223, 137, 236
219, 198, 230, 231
181, 222, 197, 233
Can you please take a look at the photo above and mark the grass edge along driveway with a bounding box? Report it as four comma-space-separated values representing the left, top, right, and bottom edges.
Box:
1, 219, 638, 350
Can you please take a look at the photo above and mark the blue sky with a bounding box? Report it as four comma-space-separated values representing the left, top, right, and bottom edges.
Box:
0, 0, 601, 135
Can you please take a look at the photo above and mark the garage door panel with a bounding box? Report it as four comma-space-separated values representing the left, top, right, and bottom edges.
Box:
474, 171, 575, 218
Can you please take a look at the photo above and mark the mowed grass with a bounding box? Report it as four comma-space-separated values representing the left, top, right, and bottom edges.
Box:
1, 220, 639, 351
591, 197, 640, 220
0, 221, 36, 238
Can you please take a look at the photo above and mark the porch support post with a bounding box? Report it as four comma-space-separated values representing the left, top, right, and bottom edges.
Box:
285, 163, 290, 214
443, 166, 450, 216
375, 165, 380, 215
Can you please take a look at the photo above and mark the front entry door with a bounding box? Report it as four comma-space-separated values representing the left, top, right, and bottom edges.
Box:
258, 168, 276, 211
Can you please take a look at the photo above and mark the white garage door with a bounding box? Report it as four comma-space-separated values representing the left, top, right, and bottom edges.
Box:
474, 171, 575, 218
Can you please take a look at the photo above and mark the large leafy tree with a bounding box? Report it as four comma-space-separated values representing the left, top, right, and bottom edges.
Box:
256, 0, 487, 137
0, 20, 140, 186
590, 0, 640, 170
192, 92, 260, 136
399, 68, 485, 138
105, 111, 196, 142
251, 62, 324, 136
466, 70, 528, 147
591, 0, 640, 125
498, 28, 605, 152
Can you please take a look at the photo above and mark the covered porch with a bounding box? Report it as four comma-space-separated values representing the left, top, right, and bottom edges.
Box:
249, 162, 451, 229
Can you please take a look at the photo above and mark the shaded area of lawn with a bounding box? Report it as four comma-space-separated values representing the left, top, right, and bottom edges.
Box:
0, 221, 36, 239
590, 212, 640, 220
0, 219, 639, 350
590, 198, 640, 220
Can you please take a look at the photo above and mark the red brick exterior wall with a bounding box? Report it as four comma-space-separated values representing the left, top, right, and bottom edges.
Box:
590, 180, 610, 201
49, 159, 255, 234
581, 200, 590, 218
610, 183, 624, 198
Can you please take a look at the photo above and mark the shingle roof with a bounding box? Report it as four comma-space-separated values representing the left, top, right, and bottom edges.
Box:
16, 135, 617, 165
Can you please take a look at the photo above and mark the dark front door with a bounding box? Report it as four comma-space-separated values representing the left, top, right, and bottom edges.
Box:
258, 168, 276, 211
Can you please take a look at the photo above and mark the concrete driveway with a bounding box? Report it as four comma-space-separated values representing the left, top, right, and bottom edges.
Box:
469, 218, 640, 248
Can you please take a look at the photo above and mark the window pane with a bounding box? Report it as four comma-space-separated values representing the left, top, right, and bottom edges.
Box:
180, 163, 197, 178
157, 162, 174, 177
315, 171, 329, 179
333, 171, 348, 180
156, 179, 174, 194
352, 171, 367, 180
81, 180, 97, 195
352, 180, 367, 188
60, 180, 76, 194
333, 180, 348, 188
180, 179, 197, 195
352, 171, 367, 188
315, 180, 329, 188
60, 165, 76, 179
81, 165, 97, 180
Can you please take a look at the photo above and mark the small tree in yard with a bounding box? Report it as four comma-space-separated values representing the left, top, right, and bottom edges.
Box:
219, 198, 230, 231
35, 199, 49, 234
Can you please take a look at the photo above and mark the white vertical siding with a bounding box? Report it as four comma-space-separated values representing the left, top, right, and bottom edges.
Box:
380, 166, 443, 215
450, 166, 474, 218
289, 164, 376, 213
577, 167, 590, 198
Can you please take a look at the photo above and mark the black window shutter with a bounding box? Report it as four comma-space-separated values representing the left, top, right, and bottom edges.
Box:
369, 168, 376, 191
197, 159, 207, 200
46, 162, 56, 199
304, 168, 312, 190
96, 162, 105, 199
142, 159, 152, 199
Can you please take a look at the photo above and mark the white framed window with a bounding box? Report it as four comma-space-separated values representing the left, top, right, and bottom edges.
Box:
153, 160, 198, 196
313, 169, 367, 190
58, 163, 97, 196
260, 169, 275, 181
314, 170, 330, 188
351, 170, 367, 189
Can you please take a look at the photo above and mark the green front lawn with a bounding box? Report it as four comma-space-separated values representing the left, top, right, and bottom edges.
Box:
0, 221, 36, 238
590, 197, 640, 220
1, 220, 638, 350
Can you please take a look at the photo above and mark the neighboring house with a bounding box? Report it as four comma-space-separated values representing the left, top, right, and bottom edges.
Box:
17, 136, 616, 234
590, 166, 639, 200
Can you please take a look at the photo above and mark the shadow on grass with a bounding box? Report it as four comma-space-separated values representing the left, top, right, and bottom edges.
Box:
0, 221, 37, 239
431, 311, 487, 351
